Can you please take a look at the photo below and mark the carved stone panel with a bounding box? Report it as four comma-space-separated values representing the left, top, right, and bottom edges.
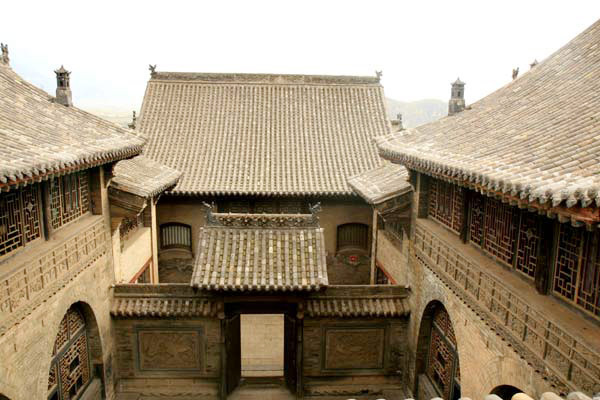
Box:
137, 329, 203, 371
323, 327, 385, 370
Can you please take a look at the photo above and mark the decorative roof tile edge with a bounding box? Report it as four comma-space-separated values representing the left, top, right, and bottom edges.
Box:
0, 146, 143, 192
357, 391, 598, 400
376, 137, 600, 227
150, 71, 381, 85
203, 202, 322, 228
166, 188, 359, 197
110, 156, 182, 198
347, 165, 413, 205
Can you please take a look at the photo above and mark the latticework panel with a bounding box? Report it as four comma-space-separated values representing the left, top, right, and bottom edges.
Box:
554, 224, 582, 301
48, 306, 90, 400
515, 212, 540, 278
50, 172, 90, 229
54, 314, 69, 354
468, 193, 485, 246
482, 198, 517, 265
0, 185, 41, 256
577, 231, 600, 317
429, 178, 463, 233
433, 307, 457, 346
427, 328, 455, 399
58, 333, 90, 400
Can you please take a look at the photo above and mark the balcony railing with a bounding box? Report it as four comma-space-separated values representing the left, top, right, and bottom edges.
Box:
0, 217, 108, 335
412, 222, 600, 395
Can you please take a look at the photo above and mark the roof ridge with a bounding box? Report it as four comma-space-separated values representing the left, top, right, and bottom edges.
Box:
150, 71, 380, 85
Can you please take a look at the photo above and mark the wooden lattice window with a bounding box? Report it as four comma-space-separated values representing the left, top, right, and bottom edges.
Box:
428, 178, 463, 233
0, 185, 42, 257
337, 223, 369, 252
468, 193, 485, 246
160, 222, 192, 250
50, 171, 90, 229
48, 306, 91, 400
554, 225, 600, 317
426, 306, 460, 400
482, 197, 518, 265
514, 212, 541, 278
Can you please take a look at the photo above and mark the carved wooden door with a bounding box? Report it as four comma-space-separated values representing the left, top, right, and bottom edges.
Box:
284, 314, 297, 392
225, 314, 241, 395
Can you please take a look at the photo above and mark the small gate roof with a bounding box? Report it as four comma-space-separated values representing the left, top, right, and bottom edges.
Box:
191, 211, 328, 291
348, 162, 411, 205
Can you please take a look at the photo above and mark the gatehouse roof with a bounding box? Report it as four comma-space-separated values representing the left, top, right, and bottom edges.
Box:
0, 63, 145, 189
139, 71, 389, 196
376, 19, 600, 210
111, 155, 182, 198
348, 163, 412, 205
190, 211, 328, 291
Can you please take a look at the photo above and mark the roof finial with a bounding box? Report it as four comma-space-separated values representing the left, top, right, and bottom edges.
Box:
529, 59, 538, 69
0, 43, 9, 66
149, 64, 157, 78
375, 70, 383, 81
512, 67, 519, 80
128, 111, 137, 129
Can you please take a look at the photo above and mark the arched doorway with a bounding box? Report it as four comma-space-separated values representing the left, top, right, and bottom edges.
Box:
415, 301, 461, 400
491, 385, 523, 400
47, 303, 104, 400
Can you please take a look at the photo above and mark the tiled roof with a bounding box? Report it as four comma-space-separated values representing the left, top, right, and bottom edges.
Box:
305, 286, 410, 318
111, 284, 219, 317
111, 155, 182, 198
348, 163, 411, 204
191, 212, 328, 291
139, 72, 389, 196
376, 20, 600, 210
0, 64, 145, 188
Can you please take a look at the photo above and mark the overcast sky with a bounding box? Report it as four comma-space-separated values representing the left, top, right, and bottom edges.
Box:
2, 1, 599, 113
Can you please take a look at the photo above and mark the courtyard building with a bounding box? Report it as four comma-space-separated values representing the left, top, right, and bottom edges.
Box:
0, 17, 599, 400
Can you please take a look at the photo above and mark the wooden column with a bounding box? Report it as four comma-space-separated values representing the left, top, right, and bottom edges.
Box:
219, 318, 227, 400
369, 208, 378, 285
296, 315, 304, 399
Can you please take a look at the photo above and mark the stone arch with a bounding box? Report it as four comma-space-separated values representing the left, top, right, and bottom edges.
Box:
46, 301, 104, 400
491, 384, 524, 400
414, 300, 461, 400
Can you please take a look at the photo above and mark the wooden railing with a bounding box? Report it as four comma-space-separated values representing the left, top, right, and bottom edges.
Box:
0, 217, 108, 335
413, 222, 600, 395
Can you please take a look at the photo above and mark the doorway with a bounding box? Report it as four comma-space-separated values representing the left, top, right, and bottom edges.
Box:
222, 303, 300, 399
241, 314, 284, 377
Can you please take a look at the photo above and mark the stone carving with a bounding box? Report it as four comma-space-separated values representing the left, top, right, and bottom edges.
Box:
203, 202, 321, 228
138, 330, 202, 370
375, 70, 383, 80
1, 43, 8, 65
149, 64, 157, 77
512, 67, 519, 80
324, 328, 385, 370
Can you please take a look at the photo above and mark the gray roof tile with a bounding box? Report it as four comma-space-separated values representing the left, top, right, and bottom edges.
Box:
348, 163, 411, 204
139, 72, 389, 196
111, 155, 182, 198
0, 64, 145, 186
376, 20, 600, 209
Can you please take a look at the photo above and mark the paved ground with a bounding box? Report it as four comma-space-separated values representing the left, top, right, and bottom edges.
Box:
228, 377, 295, 400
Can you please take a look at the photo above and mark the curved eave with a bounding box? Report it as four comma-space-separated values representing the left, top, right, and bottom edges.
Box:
377, 146, 600, 228
0, 145, 143, 192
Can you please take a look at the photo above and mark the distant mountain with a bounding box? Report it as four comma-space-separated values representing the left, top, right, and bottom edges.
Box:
85, 108, 133, 128
385, 98, 447, 129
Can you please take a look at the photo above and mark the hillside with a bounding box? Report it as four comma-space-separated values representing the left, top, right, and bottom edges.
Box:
385, 98, 446, 128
